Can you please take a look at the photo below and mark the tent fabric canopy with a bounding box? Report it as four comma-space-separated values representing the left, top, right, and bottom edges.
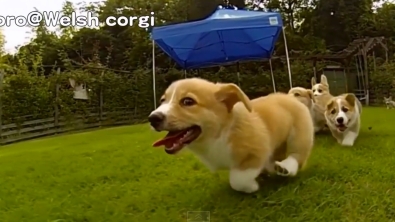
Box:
151, 8, 283, 69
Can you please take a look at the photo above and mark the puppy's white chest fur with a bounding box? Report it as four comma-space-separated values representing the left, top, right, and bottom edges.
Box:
187, 137, 233, 172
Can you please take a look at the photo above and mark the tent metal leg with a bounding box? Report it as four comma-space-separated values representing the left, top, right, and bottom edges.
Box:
184, 70, 187, 78
282, 27, 292, 88
269, 59, 276, 92
236, 62, 240, 85
152, 40, 157, 109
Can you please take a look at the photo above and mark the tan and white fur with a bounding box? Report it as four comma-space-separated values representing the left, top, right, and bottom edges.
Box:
384, 96, 395, 109
325, 93, 362, 146
311, 75, 333, 132
288, 87, 315, 112
288, 87, 327, 133
148, 78, 314, 193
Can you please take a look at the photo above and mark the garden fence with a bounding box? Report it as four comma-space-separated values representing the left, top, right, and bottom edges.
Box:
0, 69, 149, 145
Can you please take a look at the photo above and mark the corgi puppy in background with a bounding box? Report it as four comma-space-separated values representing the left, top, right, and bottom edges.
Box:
384, 96, 395, 109
311, 75, 334, 132
288, 87, 326, 132
148, 78, 314, 193
288, 87, 315, 111
325, 93, 362, 146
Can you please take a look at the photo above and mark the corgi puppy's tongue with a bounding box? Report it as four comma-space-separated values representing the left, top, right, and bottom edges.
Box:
336, 124, 347, 132
153, 130, 187, 148
152, 126, 202, 154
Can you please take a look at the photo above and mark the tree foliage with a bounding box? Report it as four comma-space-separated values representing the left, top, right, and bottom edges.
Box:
0, 28, 4, 56
0, 0, 395, 125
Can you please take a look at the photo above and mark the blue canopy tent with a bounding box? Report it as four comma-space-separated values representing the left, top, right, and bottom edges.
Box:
150, 7, 292, 108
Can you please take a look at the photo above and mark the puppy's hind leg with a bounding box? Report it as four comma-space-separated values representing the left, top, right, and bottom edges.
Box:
275, 128, 314, 177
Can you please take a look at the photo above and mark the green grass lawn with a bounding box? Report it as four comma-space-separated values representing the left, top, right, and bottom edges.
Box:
1, 107, 395, 222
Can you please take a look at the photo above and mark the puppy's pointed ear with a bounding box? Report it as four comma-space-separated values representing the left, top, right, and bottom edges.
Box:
307, 89, 315, 102
320, 75, 328, 86
311, 77, 316, 87
326, 99, 335, 111
69, 78, 76, 88
215, 83, 252, 113
345, 93, 356, 107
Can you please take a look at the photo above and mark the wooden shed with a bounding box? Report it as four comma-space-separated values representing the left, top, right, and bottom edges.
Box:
316, 65, 358, 96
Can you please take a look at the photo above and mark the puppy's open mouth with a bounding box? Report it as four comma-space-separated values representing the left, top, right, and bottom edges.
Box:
152, 126, 202, 154
336, 124, 347, 132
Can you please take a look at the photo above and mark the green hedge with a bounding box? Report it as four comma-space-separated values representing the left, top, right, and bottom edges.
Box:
369, 62, 395, 101
1, 60, 393, 125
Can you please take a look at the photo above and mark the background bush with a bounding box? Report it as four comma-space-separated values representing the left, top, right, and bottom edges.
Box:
1, 59, 393, 126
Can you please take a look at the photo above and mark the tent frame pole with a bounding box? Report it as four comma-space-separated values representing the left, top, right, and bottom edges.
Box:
152, 40, 157, 109
236, 62, 240, 86
269, 59, 276, 92
282, 27, 292, 88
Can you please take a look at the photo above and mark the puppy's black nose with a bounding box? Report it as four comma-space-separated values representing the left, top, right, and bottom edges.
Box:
148, 112, 165, 128
336, 117, 344, 124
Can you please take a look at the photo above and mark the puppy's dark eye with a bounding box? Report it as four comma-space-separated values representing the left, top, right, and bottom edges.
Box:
341, 107, 348, 112
331, 109, 336, 114
180, 97, 196, 106
294, 93, 300, 97
318, 89, 322, 93
160, 98, 165, 103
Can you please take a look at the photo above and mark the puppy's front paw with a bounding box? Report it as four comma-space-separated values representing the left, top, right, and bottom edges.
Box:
243, 181, 259, 193
229, 168, 260, 193
274, 157, 298, 177
230, 179, 259, 193
274, 161, 290, 176
341, 132, 357, 146
341, 140, 354, 146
